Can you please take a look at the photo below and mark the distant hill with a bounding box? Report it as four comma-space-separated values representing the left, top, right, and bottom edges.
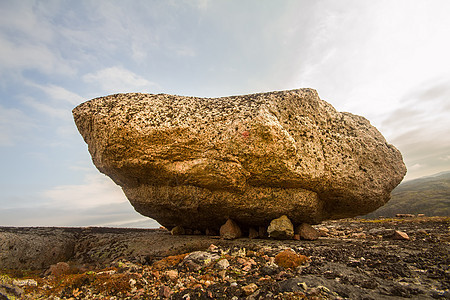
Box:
364, 171, 450, 218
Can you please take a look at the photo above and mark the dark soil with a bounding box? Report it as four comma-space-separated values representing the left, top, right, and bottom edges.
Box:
1, 216, 449, 299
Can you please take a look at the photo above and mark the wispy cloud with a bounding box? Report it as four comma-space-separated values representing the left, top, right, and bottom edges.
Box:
42, 172, 127, 210
27, 83, 85, 106
0, 170, 161, 227
0, 105, 35, 146
381, 79, 450, 179
0, 2, 77, 79
22, 96, 69, 120
16, 83, 86, 147
0, 35, 75, 77
0, 1, 54, 43
194, 0, 210, 12
440, 155, 450, 162
292, 1, 450, 118
382, 79, 450, 140
83, 66, 159, 94
0, 202, 159, 228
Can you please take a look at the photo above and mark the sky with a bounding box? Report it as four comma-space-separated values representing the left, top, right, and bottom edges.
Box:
1, 0, 449, 227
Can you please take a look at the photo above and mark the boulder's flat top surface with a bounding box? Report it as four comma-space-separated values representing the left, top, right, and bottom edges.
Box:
1, 217, 448, 299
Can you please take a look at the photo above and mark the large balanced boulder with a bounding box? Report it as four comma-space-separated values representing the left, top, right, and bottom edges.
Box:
73, 89, 406, 230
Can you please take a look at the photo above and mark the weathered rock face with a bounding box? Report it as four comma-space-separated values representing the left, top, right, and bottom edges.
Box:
0, 229, 75, 270
73, 89, 406, 230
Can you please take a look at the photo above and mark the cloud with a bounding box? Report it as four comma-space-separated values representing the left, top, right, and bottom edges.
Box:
291, 1, 450, 117
276, 1, 450, 181
0, 165, 160, 227
382, 79, 450, 139
0, 1, 54, 43
194, 0, 209, 12
440, 155, 450, 162
0, 2, 78, 80
0, 171, 162, 227
28, 83, 85, 106
22, 96, 69, 120
42, 172, 127, 210
0, 202, 160, 228
19, 83, 84, 124
0, 35, 74, 77
6, 82, 90, 155
0, 0, 76, 78
409, 164, 423, 171
83, 66, 159, 94
0, 105, 35, 146
381, 79, 450, 180
15, 83, 86, 147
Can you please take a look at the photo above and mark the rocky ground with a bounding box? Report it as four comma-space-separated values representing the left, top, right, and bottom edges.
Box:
1, 216, 449, 299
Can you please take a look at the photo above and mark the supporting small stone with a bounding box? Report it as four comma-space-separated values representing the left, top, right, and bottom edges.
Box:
170, 226, 185, 235
249, 227, 259, 239
267, 215, 294, 240
220, 219, 242, 240
258, 226, 268, 238
295, 223, 319, 240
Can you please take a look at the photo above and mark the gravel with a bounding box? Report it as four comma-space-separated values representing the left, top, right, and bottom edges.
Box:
0, 216, 448, 299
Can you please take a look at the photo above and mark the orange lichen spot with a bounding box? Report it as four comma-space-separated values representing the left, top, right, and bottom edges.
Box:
152, 253, 189, 270
58, 273, 93, 290
274, 249, 309, 269
93, 273, 133, 295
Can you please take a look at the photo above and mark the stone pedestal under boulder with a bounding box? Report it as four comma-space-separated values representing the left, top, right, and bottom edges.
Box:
73, 89, 406, 231
268, 215, 295, 240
